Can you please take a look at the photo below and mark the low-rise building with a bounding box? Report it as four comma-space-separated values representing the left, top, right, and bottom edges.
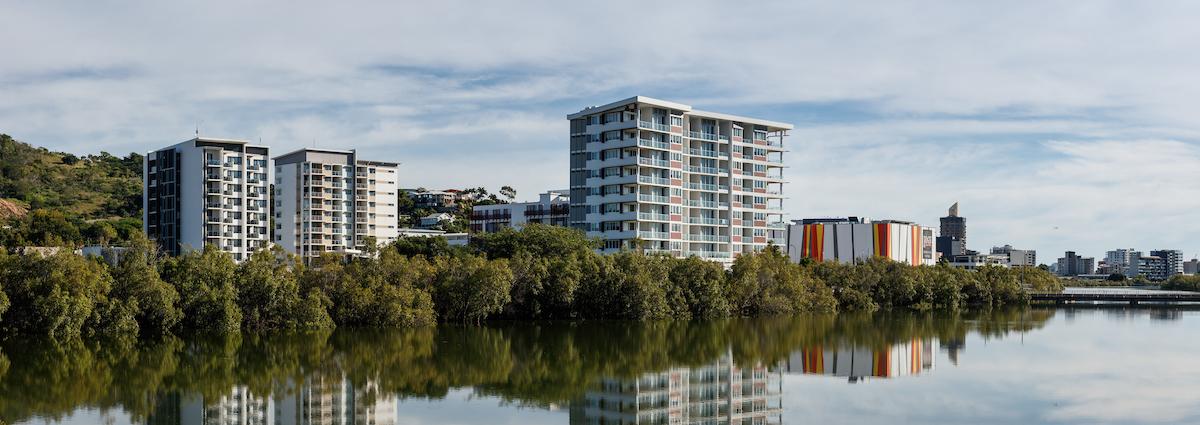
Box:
947, 252, 1010, 270
471, 190, 570, 234
396, 228, 470, 246
417, 212, 456, 229
990, 245, 1037, 267
1184, 259, 1199, 275
405, 189, 460, 211
786, 217, 937, 266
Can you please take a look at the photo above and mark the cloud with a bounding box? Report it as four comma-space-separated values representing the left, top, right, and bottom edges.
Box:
1, 0, 1199, 256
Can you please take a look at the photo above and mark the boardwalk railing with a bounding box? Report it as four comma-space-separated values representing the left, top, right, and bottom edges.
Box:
1030, 291, 1200, 304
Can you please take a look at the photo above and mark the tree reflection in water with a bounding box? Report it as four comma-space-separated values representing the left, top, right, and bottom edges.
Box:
0, 308, 1055, 424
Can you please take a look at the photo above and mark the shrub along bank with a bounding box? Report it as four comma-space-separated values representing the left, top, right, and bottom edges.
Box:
0, 224, 1062, 339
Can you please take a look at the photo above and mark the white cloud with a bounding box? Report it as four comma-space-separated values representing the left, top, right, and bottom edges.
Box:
1, 0, 1199, 256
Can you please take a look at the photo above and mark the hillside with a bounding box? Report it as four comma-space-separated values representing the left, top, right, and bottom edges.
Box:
0, 133, 143, 246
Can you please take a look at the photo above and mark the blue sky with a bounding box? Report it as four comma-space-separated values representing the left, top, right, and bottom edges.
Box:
2, 1, 1200, 261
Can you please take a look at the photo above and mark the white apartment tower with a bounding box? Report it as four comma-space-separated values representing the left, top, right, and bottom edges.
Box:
143, 137, 270, 261
568, 96, 790, 264
273, 148, 400, 259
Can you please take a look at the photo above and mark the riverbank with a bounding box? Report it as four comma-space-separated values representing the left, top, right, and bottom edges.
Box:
0, 225, 1063, 340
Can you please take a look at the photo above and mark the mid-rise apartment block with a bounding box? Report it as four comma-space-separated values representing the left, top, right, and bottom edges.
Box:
991, 245, 1037, 267
568, 96, 789, 264
471, 190, 570, 233
1150, 249, 1184, 277
1056, 251, 1095, 277
273, 149, 399, 259
143, 137, 270, 261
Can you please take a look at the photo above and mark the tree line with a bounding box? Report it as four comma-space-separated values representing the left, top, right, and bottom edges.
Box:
0, 224, 1063, 340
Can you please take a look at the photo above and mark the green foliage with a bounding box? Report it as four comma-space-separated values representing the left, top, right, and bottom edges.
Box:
305, 252, 436, 328
0, 134, 142, 221
109, 232, 182, 336
471, 223, 598, 259
160, 246, 242, 333
0, 250, 114, 339
236, 247, 332, 331
432, 256, 514, 323
390, 235, 470, 258
1163, 274, 1200, 292
729, 246, 837, 315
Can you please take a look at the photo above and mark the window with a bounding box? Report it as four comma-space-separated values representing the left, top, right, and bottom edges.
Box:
670, 116, 683, 127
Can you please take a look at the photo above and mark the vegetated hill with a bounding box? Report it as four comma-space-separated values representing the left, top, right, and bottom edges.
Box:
0, 133, 141, 219
0, 133, 143, 246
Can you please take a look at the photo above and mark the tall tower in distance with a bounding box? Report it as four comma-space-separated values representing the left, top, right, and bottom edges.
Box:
936, 202, 967, 259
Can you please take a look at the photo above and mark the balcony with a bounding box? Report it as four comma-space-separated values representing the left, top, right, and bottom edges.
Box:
205, 159, 221, 167
686, 234, 729, 243
638, 138, 671, 150
638, 176, 671, 186
688, 131, 719, 141
689, 217, 728, 226
767, 222, 787, 229
638, 194, 670, 204
685, 183, 726, 192
687, 200, 727, 209
637, 213, 670, 222
637, 120, 671, 132
638, 157, 671, 168
688, 250, 732, 259
688, 149, 721, 158
637, 231, 670, 240
686, 165, 720, 175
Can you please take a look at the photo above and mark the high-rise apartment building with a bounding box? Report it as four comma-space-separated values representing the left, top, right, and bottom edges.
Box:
273, 149, 400, 259
567, 96, 789, 264
143, 137, 270, 261
1056, 251, 1095, 277
1105, 248, 1141, 276
1150, 249, 1184, 277
936, 202, 967, 259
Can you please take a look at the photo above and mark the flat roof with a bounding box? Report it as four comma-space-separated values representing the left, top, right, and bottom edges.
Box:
567, 95, 793, 130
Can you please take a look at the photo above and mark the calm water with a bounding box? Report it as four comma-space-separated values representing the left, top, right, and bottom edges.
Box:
5, 307, 1200, 425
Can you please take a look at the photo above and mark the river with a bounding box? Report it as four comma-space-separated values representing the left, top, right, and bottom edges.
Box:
4, 307, 1199, 424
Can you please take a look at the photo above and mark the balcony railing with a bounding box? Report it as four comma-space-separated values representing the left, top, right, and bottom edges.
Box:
686, 234, 729, 242
637, 231, 670, 240
688, 131, 719, 141
638, 120, 672, 132
688, 217, 728, 225
688, 250, 732, 259
638, 194, 670, 203
638, 138, 671, 150
638, 157, 671, 168
687, 200, 727, 209
638, 213, 670, 221
688, 149, 721, 158
685, 183, 726, 192
686, 166, 720, 174
638, 176, 671, 186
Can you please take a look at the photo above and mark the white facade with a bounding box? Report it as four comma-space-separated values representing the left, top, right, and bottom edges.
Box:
471, 190, 570, 233
568, 96, 789, 265
144, 137, 270, 262
273, 149, 399, 259
397, 228, 470, 246
991, 245, 1037, 267
786, 218, 938, 266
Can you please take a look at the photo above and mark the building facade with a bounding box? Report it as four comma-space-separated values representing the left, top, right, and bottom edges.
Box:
786, 217, 937, 266
471, 190, 570, 233
991, 245, 1037, 267
568, 96, 789, 264
143, 137, 270, 261
1150, 249, 1184, 278
1056, 251, 1095, 277
783, 339, 936, 382
1105, 248, 1141, 276
936, 202, 967, 259
273, 149, 399, 259
1183, 259, 1199, 275
1134, 255, 1169, 281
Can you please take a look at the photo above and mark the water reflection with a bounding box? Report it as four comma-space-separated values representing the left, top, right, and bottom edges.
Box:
1, 309, 1056, 425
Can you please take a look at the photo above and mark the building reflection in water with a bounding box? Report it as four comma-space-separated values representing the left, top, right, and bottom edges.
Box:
782, 339, 937, 383
146, 376, 397, 425
569, 350, 783, 425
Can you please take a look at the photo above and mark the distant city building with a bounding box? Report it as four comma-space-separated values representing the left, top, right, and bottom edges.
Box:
143, 137, 270, 261
990, 245, 1037, 267
1183, 259, 1199, 275
404, 189, 462, 211
947, 252, 1011, 270
936, 202, 967, 259
567, 96, 789, 264
1134, 255, 1169, 281
1150, 249, 1184, 277
786, 217, 937, 266
1105, 248, 1141, 276
1056, 251, 1095, 277
273, 148, 400, 260
569, 352, 781, 424
471, 190, 570, 234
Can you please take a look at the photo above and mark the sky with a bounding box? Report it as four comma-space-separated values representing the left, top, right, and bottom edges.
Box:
2, 1, 1199, 261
